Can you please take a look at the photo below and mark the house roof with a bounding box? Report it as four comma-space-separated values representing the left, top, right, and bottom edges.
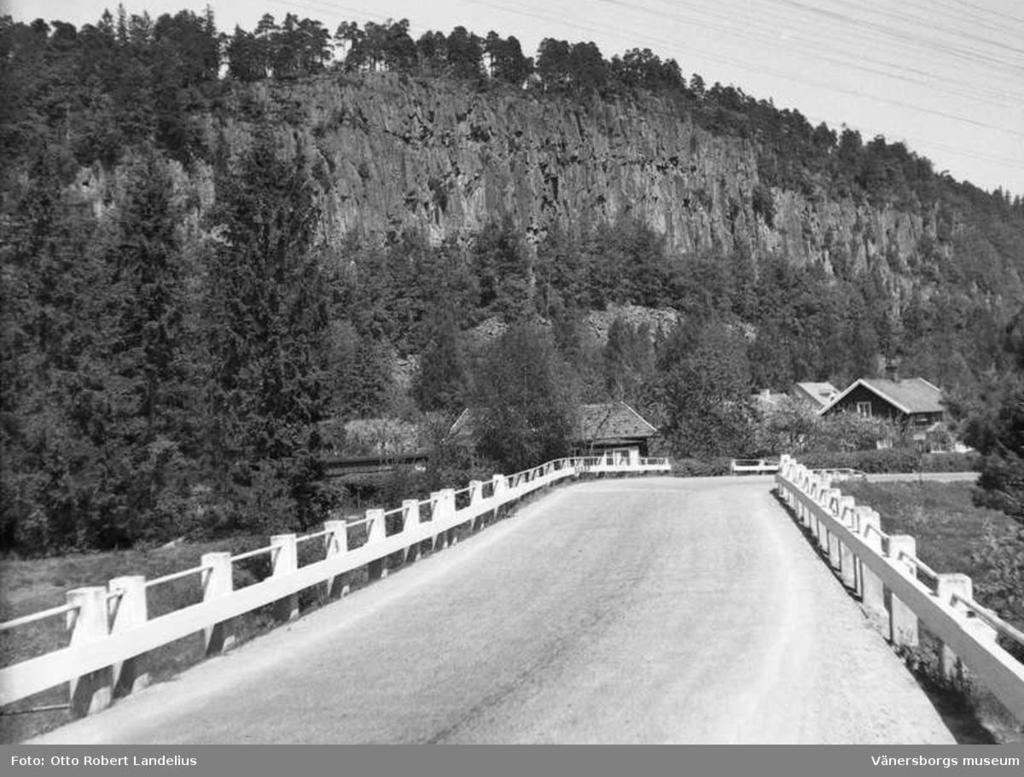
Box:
821, 377, 944, 416
577, 402, 658, 441
450, 402, 657, 443
792, 381, 839, 407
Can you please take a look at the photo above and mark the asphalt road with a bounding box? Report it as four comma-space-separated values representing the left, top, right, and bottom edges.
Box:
31, 476, 955, 744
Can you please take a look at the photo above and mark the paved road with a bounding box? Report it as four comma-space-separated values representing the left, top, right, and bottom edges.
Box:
31, 477, 954, 744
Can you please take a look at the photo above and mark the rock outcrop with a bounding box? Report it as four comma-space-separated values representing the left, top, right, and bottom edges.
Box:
216, 73, 967, 293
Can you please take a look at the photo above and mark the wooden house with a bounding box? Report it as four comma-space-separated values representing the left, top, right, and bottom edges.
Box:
791, 381, 839, 409
573, 402, 659, 461
450, 401, 659, 464
819, 375, 948, 448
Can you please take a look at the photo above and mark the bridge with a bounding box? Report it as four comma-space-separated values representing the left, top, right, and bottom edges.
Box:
3, 455, 1023, 743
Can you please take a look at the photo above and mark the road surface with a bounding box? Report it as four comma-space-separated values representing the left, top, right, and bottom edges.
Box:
30, 476, 954, 744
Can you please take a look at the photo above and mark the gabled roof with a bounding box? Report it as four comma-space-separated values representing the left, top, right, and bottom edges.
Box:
450, 402, 657, 443
821, 377, 944, 416
578, 402, 658, 441
792, 381, 839, 407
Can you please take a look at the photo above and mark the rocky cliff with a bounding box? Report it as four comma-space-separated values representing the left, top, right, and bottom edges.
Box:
209, 73, 975, 294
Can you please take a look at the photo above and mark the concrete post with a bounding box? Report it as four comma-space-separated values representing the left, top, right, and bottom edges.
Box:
491, 475, 507, 521
201, 552, 234, 655
855, 507, 886, 628
402, 500, 421, 564
270, 534, 299, 622
838, 496, 857, 589
809, 477, 824, 536
441, 488, 459, 547
66, 587, 112, 718
108, 575, 148, 697
467, 480, 483, 532
835, 497, 860, 581
935, 574, 997, 684
817, 487, 837, 553
778, 454, 792, 480
365, 508, 387, 581
323, 519, 350, 598
428, 491, 447, 551
886, 535, 919, 648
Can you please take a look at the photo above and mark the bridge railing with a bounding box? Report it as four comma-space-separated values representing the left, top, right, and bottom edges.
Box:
730, 458, 781, 475
0, 455, 669, 718
775, 454, 1024, 725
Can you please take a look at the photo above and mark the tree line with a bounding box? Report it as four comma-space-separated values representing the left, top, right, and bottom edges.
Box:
4, 8, 1024, 555
6, 9, 1024, 220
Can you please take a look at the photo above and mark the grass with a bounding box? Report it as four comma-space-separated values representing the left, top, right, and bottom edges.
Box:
840, 480, 1023, 626
0, 503, 509, 744
838, 479, 1024, 743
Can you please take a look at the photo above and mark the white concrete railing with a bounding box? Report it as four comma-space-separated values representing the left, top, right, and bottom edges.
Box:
730, 458, 781, 475
775, 454, 1024, 724
0, 456, 670, 717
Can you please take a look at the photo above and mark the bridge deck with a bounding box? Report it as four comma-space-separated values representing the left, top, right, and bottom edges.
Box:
29, 477, 953, 744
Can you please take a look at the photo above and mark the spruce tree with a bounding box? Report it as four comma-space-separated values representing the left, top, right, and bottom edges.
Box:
203, 131, 334, 532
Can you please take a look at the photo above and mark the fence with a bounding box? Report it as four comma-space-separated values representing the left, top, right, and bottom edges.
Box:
775, 454, 1024, 724
0, 455, 670, 719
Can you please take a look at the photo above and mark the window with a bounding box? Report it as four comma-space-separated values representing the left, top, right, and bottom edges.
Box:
856, 401, 872, 417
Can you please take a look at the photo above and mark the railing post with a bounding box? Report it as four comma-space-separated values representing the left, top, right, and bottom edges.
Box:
201, 552, 234, 655
816, 486, 836, 552
66, 587, 112, 718
935, 574, 997, 685
365, 508, 387, 581
402, 500, 421, 563
885, 535, 919, 648
428, 491, 448, 551
855, 507, 886, 629
323, 518, 350, 598
270, 534, 300, 622
491, 475, 507, 520
108, 575, 148, 697
467, 480, 483, 532
442, 488, 459, 547
826, 492, 843, 569
838, 496, 857, 589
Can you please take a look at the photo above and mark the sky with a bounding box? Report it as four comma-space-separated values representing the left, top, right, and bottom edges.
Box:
5, 0, 1024, 196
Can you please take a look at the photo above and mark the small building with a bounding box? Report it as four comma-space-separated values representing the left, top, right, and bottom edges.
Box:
573, 402, 659, 462
450, 401, 659, 464
791, 381, 839, 409
820, 376, 947, 448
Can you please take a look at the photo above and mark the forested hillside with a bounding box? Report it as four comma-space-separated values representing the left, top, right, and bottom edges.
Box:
3, 9, 1024, 553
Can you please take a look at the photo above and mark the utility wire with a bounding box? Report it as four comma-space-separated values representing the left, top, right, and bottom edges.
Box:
470, 0, 1024, 139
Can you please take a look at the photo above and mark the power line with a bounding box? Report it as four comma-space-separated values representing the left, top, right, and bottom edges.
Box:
467, 0, 1024, 140
956, 0, 1024, 28
768, 0, 1024, 75
632, 0, 1023, 107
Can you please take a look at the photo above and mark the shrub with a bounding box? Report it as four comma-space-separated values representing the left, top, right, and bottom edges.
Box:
920, 451, 980, 473
797, 448, 920, 473
671, 457, 733, 477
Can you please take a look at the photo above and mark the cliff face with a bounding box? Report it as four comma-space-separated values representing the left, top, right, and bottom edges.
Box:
217, 74, 961, 290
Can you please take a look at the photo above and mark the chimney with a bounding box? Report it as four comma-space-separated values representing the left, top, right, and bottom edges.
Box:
884, 358, 901, 382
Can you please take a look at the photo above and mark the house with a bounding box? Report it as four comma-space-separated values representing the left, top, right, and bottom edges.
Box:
819, 375, 948, 449
791, 381, 839, 409
450, 401, 659, 464
573, 402, 659, 461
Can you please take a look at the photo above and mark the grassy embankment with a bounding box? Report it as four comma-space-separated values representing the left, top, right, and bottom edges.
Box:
0, 519, 445, 743
840, 480, 1024, 742
0, 487, 523, 744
